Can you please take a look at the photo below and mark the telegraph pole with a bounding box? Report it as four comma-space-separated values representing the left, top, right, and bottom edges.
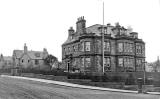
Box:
102, 2, 105, 73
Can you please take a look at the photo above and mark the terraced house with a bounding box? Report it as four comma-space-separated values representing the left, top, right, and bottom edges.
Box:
62, 16, 145, 73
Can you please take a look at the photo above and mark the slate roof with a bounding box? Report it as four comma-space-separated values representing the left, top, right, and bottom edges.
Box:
28, 51, 45, 59
63, 36, 77, 45
63, 24, 115, 45
13, 50, 45, 60
86, 24, 102, 36
3, 56, 12, 61
62, 23, 135, 45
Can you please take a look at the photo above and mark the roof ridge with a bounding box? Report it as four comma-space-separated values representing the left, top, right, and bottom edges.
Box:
87, 24, 102, 28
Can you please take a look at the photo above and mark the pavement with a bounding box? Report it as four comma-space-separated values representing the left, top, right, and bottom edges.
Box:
1, 75, 160, 95
0, 76, 160, 99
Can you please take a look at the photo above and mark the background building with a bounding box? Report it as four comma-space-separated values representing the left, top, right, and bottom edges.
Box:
0, 54, 13, 69
146, 56, 160, 72
12, 44, 49, 70
62, 16, 145, 73
145, 62, 155, 72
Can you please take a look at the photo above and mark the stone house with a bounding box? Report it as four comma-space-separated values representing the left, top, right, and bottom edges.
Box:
12, 44, 49, 70
62, 16, 145, 73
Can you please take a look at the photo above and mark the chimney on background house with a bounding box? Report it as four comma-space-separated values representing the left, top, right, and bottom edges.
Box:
24, 43, 28, 54
43, 48, 48, 58
76, 16, 86, 35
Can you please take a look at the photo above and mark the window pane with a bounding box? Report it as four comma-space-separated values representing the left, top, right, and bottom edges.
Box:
82, 58, 84, 67
104, 58, 110, 67
130, 43, 133, 52
118, 58, 123, 67
68, 47, 70, 53
124, 43, 127, 52
118, 43, 123, 52
85, 58, 91, 68
104, 42, 110, 51
81, 58, 85, 71
81, 42, 84, 51
136, 59, 142, 71
124, 58, 127, 67
104, 57, 111, 71
35, 60, 39, 65
136, 45, 142, 54
85, 42, 90, 51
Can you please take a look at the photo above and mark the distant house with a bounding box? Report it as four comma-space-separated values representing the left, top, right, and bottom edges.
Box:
145, 62, 154, 72
155, 56, 160, 72
0, 54, 13, 69
146, 56, 160, 72
12, 44, 49, 70
3, 56, 13, 69
0, 54, 5, 69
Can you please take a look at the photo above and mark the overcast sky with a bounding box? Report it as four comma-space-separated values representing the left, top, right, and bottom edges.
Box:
0, 0, 160, 62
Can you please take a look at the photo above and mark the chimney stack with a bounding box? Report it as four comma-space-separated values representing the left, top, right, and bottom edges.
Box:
24, 43, 28, 54
68, 27, 75, 36
76, 16, 86, 35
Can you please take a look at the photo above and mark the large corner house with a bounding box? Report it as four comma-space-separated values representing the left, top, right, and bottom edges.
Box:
12, 44, 48, 70
62, 16, 145, 73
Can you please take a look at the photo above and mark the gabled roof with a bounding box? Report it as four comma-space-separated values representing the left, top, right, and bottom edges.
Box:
13, 50, 23, 58
13, 50, 45, 60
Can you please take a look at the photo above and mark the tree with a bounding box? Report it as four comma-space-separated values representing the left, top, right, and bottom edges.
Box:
44, 54, 58, 67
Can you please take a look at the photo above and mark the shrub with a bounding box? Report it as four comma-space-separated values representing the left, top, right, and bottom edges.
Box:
125, 74, 136, 85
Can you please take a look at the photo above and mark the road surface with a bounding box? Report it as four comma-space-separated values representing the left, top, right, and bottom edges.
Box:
0, 76, 159, 99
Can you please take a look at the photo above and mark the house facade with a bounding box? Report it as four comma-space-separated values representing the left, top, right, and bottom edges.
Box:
62, 16, 145, 73
12, 44, 49, 70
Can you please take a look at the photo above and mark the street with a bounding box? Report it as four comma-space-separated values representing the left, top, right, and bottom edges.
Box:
0, 76, 159, 99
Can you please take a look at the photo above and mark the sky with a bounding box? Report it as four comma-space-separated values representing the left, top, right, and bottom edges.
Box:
0, 0, 160, 62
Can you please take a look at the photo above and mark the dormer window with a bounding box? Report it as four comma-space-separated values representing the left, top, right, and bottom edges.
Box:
35, 53, 40, 57
130, 32, 138, 38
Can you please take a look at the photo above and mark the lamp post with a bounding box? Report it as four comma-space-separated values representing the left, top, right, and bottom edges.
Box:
143, 61, 147, 85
